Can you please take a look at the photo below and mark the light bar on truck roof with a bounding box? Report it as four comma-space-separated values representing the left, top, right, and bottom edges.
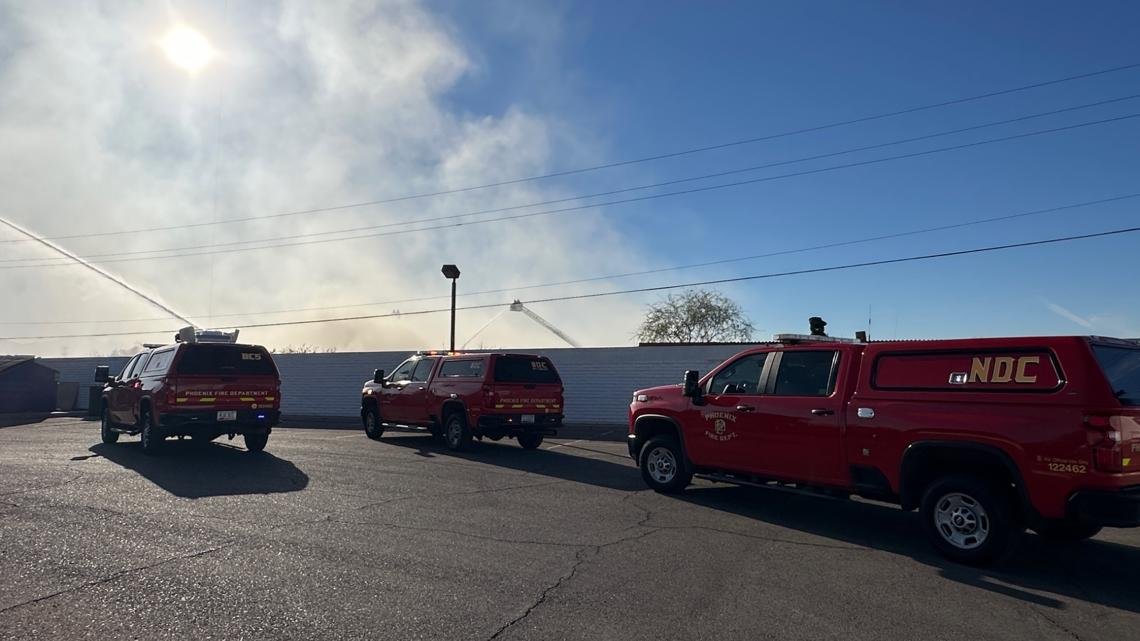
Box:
773, 333, 859, 345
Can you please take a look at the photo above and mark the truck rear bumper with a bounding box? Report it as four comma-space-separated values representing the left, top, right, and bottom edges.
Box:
158, 409, 280, 435
1067, 485, 1140, 527
476, 413, 560, 436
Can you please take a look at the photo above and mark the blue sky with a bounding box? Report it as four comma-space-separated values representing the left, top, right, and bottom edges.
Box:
432, 0, 1140, 339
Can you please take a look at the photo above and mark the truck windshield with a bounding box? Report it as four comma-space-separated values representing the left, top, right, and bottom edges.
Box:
175, 345, 278, 376
493, 356, 560, 384
1092, 344, 1140, 406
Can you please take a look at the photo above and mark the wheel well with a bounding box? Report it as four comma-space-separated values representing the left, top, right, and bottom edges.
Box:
899, 443, 1024, 513
441, 400, 466, 424
633, 415, 683, 460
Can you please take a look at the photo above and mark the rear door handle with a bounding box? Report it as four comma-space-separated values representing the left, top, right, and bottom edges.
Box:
810, 409, 834, 416
735, 405, 756, 412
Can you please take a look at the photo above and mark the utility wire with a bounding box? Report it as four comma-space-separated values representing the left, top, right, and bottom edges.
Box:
6, 110, 1140, 270
4, 224, 1137, 341
4, 192, 1137, 325
2, 60, 1138, 246
7, 93, 1136, 265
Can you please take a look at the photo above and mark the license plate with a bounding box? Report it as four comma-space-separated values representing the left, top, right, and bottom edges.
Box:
217, 411, 237, 422
521, 415, 535, 424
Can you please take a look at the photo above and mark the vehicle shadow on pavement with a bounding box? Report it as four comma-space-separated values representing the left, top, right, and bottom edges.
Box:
89, 441, 309, 499
380, 434, 643, 491
678, 484, 1140, 615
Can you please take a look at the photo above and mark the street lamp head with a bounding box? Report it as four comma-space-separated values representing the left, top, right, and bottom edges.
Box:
441, 264, 460, 279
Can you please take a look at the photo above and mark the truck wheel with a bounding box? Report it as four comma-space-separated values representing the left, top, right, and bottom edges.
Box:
362, 405, 384, 441
1034, 519, 1102, 543
639, 436, 692, 494
244, 432, 269, 453
444, 413, 472, 452
921, 475, 1021, 566
139, 407, 163, 455
100, 408, 119, 444
518, 433, 544, 450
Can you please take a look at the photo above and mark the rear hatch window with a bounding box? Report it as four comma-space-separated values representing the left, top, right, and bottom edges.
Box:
1092, 344, 1140, 406
493, 356, 561, 384
176, 345, 278, 377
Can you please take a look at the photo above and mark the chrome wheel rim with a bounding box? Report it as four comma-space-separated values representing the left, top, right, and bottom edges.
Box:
447, 421, 462, 447
645, 446, 677, 485
934, 492, 990, 550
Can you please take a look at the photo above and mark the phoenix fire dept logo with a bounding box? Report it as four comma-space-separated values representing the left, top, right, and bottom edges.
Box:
703, 411, 738, 442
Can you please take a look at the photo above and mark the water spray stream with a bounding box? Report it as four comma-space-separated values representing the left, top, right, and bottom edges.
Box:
0, 216, 197, 327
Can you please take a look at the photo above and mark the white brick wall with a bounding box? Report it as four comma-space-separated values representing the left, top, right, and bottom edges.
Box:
41, 344, 752, 425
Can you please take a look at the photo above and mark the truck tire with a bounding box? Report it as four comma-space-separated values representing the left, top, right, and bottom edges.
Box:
362, 405, 384, 441
100, 407, 119, 444
244, 432, 269, 453
444, 413, 472, 452
920, 475, 1021, 566
139, 407, 163, 455
518, 433, 543, 450
1034, 519, 1102, 543
639, 435, 692, 494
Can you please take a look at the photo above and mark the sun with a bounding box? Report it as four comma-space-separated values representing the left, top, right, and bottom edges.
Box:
160, 26, 214, 74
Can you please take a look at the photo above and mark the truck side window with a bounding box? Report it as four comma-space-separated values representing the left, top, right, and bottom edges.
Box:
411, 357, 439, 382
143, 349, 175, 375
772, 351, 838, 397
117, 355, 141, 381
390, 359, 417, 383
126, 354, 150, 379
707, 353, 767, 395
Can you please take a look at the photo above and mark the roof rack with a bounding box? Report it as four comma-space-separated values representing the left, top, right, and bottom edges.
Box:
175, 326, 240, 344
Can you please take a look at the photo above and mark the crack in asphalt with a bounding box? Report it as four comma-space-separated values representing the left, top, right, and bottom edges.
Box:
330, 518, 588, 548
0, 473, 85, 497
485, 527, 660, 641
1029, 605, 1085, 641
0, 541, 238, 615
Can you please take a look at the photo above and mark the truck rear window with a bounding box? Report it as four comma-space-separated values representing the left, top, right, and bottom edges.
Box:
1092, 344, 1140, 406
175, 345, 277, 377
493, 356, 560, 384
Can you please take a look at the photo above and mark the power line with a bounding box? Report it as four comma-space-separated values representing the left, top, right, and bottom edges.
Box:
4, 224, 1137, 341
4, 192, 1137, 326
7, 110, 1140, 270
8, 93, 1137, 265
3, 60, 1138, 247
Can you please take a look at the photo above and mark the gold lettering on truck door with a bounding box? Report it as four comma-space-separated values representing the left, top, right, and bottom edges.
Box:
968, 357, 991, 383
991, 357, 1015, 383
1014, 356, 1040, 383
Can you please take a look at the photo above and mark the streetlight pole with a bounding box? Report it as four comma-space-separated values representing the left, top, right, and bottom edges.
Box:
441, 264, 460, 352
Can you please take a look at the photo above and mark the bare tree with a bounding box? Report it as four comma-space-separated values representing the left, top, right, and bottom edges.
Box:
636, 289, 755, 343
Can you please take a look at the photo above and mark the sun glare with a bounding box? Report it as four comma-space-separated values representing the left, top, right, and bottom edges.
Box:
161, 26, 214, 74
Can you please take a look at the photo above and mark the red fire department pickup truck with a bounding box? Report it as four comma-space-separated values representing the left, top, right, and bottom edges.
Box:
97, 328, 281, 454
628, 333, 1140, 565
360, 352, 563, 451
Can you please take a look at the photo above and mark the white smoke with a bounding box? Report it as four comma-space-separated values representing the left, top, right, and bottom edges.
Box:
0, 0, 652, 355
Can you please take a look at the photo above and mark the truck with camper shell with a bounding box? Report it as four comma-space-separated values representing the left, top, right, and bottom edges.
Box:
628, 327, 1140, 565
361, 351, 563, 451
97, 327, 281, 454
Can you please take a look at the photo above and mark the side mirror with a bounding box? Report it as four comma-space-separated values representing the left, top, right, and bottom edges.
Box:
94, 365, 110, 383
682, 370, 702, 403
373, 369, 385, 385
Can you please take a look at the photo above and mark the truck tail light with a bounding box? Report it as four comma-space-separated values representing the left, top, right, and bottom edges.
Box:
159, 377, 176, 405
482, 385, 494, 405
1085, 415, 1124, 472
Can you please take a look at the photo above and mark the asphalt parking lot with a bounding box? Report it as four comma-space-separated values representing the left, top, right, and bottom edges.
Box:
1, 418, 1138, 640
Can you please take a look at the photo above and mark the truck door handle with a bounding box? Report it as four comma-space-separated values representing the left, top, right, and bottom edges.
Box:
735, 405, 756, 412
810, 409, 834, 416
